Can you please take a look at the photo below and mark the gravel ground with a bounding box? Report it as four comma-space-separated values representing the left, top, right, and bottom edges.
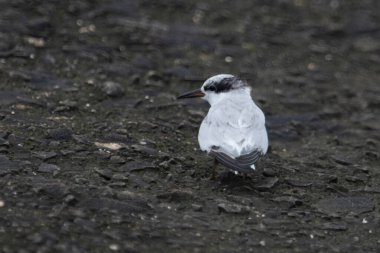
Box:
0, 0, 379, 252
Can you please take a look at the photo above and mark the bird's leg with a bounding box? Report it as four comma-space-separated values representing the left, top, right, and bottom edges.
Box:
211, 158, 219, 179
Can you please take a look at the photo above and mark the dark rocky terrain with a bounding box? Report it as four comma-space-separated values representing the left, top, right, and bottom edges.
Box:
0, 0, 379, 252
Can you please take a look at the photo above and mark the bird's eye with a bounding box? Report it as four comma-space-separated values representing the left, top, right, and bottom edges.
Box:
208, 86, 216, 91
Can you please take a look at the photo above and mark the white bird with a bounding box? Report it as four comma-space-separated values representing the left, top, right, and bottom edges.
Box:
178, 74, 268, 177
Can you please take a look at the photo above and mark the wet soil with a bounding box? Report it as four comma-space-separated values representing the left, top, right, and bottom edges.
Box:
0, 0, 379, 252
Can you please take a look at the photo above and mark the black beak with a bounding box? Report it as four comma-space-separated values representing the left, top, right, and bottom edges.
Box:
177, 88, 205, 99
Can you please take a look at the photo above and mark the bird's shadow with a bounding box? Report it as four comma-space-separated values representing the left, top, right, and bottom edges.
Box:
216, 170, 273, 192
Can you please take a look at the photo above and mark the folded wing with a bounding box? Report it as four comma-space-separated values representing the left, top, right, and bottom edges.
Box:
209, 148, 263, 173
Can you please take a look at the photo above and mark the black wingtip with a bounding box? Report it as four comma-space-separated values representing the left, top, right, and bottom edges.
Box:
209, 150, 260, 174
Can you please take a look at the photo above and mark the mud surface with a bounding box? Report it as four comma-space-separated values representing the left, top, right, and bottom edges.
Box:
0, 0, 379, 252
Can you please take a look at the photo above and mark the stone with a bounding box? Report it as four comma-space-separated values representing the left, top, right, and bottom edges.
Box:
157, 189, 194, 202
100, 81, 125, 97
94, 168, 113, 180
285, 178, 312, 187
109, 155, 125, 164
217, 202, 250, 214
33, 151, 57, 161
255, 177, 279, 191
353, 37, 380, 52
121, 161, 157, 172
80, 197, 150, 213
262, 168, 276, 177
315, 196, 374, 216
321, 222, 348, 231
38, 163, 60, 174
47, 128, 73, 141
273, 196, 302, 208
0, 155, 22, 176
94, 142, 125, 150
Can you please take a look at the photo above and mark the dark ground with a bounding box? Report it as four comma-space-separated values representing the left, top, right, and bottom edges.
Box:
0, 0, 379, 252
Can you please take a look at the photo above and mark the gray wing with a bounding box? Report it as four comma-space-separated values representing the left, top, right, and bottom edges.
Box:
209, 148, 263, 174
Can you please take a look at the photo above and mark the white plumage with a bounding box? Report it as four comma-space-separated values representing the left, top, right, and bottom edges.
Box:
178, 74, 268, 173
199, 86, 268, 157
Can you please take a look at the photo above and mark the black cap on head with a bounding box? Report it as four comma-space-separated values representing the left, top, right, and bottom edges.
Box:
203, 75, 246, 93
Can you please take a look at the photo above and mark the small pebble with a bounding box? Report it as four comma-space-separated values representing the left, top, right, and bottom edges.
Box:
38, 163, 60, 174
110, 155, 126, 164
192, 204, 203, 212
109, 244, 120, 251
101, 81, 125, 97
262, 168, 276, 177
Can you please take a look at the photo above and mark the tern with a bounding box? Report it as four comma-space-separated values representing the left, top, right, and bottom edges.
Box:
177, 74, 268, 177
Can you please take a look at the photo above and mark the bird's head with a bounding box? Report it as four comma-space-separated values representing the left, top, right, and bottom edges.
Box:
177, 74, 249, 105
